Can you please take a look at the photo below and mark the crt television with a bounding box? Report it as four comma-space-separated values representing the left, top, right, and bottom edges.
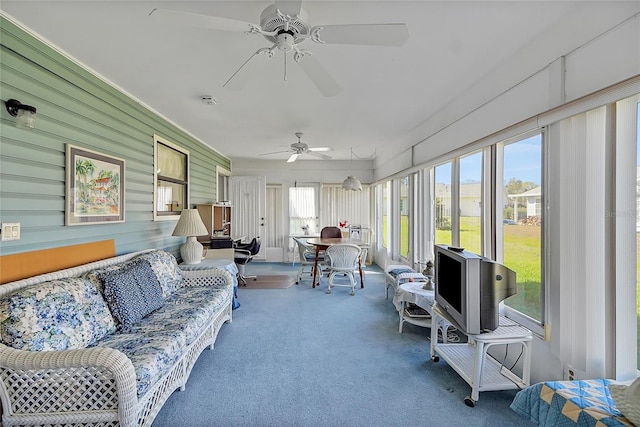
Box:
434, 244, 517, 335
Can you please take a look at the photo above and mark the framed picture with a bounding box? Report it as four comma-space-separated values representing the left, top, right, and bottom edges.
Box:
66, 144, 125, 226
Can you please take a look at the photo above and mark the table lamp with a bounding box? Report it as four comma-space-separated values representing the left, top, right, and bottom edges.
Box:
172, 209, 209, 264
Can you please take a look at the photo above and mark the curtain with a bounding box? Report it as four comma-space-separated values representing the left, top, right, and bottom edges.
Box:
548, 107, 609, 378
321, 184, 371, 230
230, 176, 265, 244
289, 186, 318, 235
265, 185, 283, 248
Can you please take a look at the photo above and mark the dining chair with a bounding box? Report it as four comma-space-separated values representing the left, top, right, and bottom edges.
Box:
293, 236, 324, 285
320, 226, 342, 238
324, 243, 362, 296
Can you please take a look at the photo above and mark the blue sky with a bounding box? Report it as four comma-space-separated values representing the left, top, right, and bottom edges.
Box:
436, 134, 542, 185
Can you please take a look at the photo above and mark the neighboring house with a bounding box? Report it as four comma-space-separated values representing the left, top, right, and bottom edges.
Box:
435, 182, 481, 217
508, 186, 542, 222
460, 182, 482, 217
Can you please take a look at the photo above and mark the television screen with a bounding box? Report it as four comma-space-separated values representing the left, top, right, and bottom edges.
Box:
436, 250, 462, 314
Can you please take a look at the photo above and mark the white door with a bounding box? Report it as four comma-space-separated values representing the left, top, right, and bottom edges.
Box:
230, 176, 266, 259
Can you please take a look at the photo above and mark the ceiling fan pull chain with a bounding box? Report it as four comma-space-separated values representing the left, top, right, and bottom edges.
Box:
283, 52, 288, 81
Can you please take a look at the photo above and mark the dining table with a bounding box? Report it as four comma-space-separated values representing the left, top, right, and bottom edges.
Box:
306, 237, 369, 288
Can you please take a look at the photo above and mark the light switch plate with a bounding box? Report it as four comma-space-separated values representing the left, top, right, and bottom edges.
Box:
1, 223, 20, 241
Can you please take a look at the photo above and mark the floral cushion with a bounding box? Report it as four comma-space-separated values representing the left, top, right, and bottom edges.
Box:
84, 250, 183, 299
0, 277, 115, 351
94, 285, 231, 396
95, 330, 185, 397
132, 251, 183, 297
98, 259, 164, 330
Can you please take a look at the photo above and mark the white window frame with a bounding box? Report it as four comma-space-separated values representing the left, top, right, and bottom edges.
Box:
153, 134, 190, 222
216, 165, 231, 203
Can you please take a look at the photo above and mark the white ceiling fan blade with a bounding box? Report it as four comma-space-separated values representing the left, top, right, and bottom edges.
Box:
308, 147, 332, 152
149, 8, 255, 32
307, 151, 332, 160
311, 24, 409, 46
275, 0, 302, 17
297, 55, 341, 98
287, 153, 300, 163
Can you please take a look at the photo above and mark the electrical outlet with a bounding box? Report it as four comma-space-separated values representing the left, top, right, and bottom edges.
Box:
1, 223, 20, 241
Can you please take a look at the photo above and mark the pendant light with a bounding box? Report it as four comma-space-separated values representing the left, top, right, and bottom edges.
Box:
342, 148, 362, 191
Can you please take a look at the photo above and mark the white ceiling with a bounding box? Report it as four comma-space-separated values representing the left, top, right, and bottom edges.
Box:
1, 1, 633, 163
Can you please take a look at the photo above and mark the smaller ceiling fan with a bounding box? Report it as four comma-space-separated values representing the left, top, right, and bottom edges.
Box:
261, 132, 331, 162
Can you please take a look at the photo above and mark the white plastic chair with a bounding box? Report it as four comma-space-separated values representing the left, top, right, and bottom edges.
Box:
325, 243, 362, 296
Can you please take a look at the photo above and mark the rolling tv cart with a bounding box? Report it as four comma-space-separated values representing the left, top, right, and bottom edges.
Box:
429, 304, 533, 407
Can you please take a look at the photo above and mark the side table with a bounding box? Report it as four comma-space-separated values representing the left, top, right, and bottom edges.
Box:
394, 282, 435, 333
179, 258, 240, 309
430, 305, 532, 407
394, 282, 456, 342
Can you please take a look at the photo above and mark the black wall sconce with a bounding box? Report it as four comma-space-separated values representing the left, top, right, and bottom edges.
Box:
5, 99, 37, 129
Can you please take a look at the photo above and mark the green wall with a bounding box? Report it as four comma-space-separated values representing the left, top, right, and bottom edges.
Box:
0, 16, 231, 256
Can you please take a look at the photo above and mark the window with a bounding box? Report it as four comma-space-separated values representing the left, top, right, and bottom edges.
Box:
154, 135, 189, 220
216, 166, 230, 203
636, 102, 640, 370
459, 151, 483, 255
434, 162, 452, 245
501, 134, 543, 322
399, 176, 410, 258
382, 181, 391, 249
289, 185, 318, 235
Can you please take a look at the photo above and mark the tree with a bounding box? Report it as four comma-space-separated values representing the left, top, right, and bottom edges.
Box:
505, 178, 537, 195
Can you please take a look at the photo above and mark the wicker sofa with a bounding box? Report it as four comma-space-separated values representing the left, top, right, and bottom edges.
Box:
0, 249, 234, 427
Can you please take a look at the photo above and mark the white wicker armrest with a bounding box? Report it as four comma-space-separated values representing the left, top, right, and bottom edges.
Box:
181, 268, 234, 288
0, 343, 138, 427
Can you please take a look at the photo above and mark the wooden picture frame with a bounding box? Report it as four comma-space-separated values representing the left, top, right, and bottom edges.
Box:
66, 144, 125, 225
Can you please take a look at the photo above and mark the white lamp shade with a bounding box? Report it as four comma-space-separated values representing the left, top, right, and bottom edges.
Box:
172, 209, 208, 237
342, 176, 362, 191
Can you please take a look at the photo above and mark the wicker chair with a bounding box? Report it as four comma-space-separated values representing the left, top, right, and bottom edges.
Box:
293, 236, 324, 285
325, 243, 362, 296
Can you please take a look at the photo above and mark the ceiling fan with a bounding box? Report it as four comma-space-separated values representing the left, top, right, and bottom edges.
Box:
149, 1, 409, 97
261, 132, 332, 162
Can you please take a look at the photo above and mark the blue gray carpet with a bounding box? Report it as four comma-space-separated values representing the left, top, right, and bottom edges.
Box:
152, 262, 532, 427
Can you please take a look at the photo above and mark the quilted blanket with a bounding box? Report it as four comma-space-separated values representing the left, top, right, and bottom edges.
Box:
510, 379, 635, 426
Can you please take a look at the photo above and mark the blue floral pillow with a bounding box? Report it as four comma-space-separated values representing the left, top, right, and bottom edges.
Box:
98, 259, 164, 330
133, 251, 184, 297
0, 277, 116, 351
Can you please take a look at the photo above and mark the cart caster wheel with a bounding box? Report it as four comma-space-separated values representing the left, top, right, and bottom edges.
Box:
464, 397, 475, 407
431, 356, 439, 362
